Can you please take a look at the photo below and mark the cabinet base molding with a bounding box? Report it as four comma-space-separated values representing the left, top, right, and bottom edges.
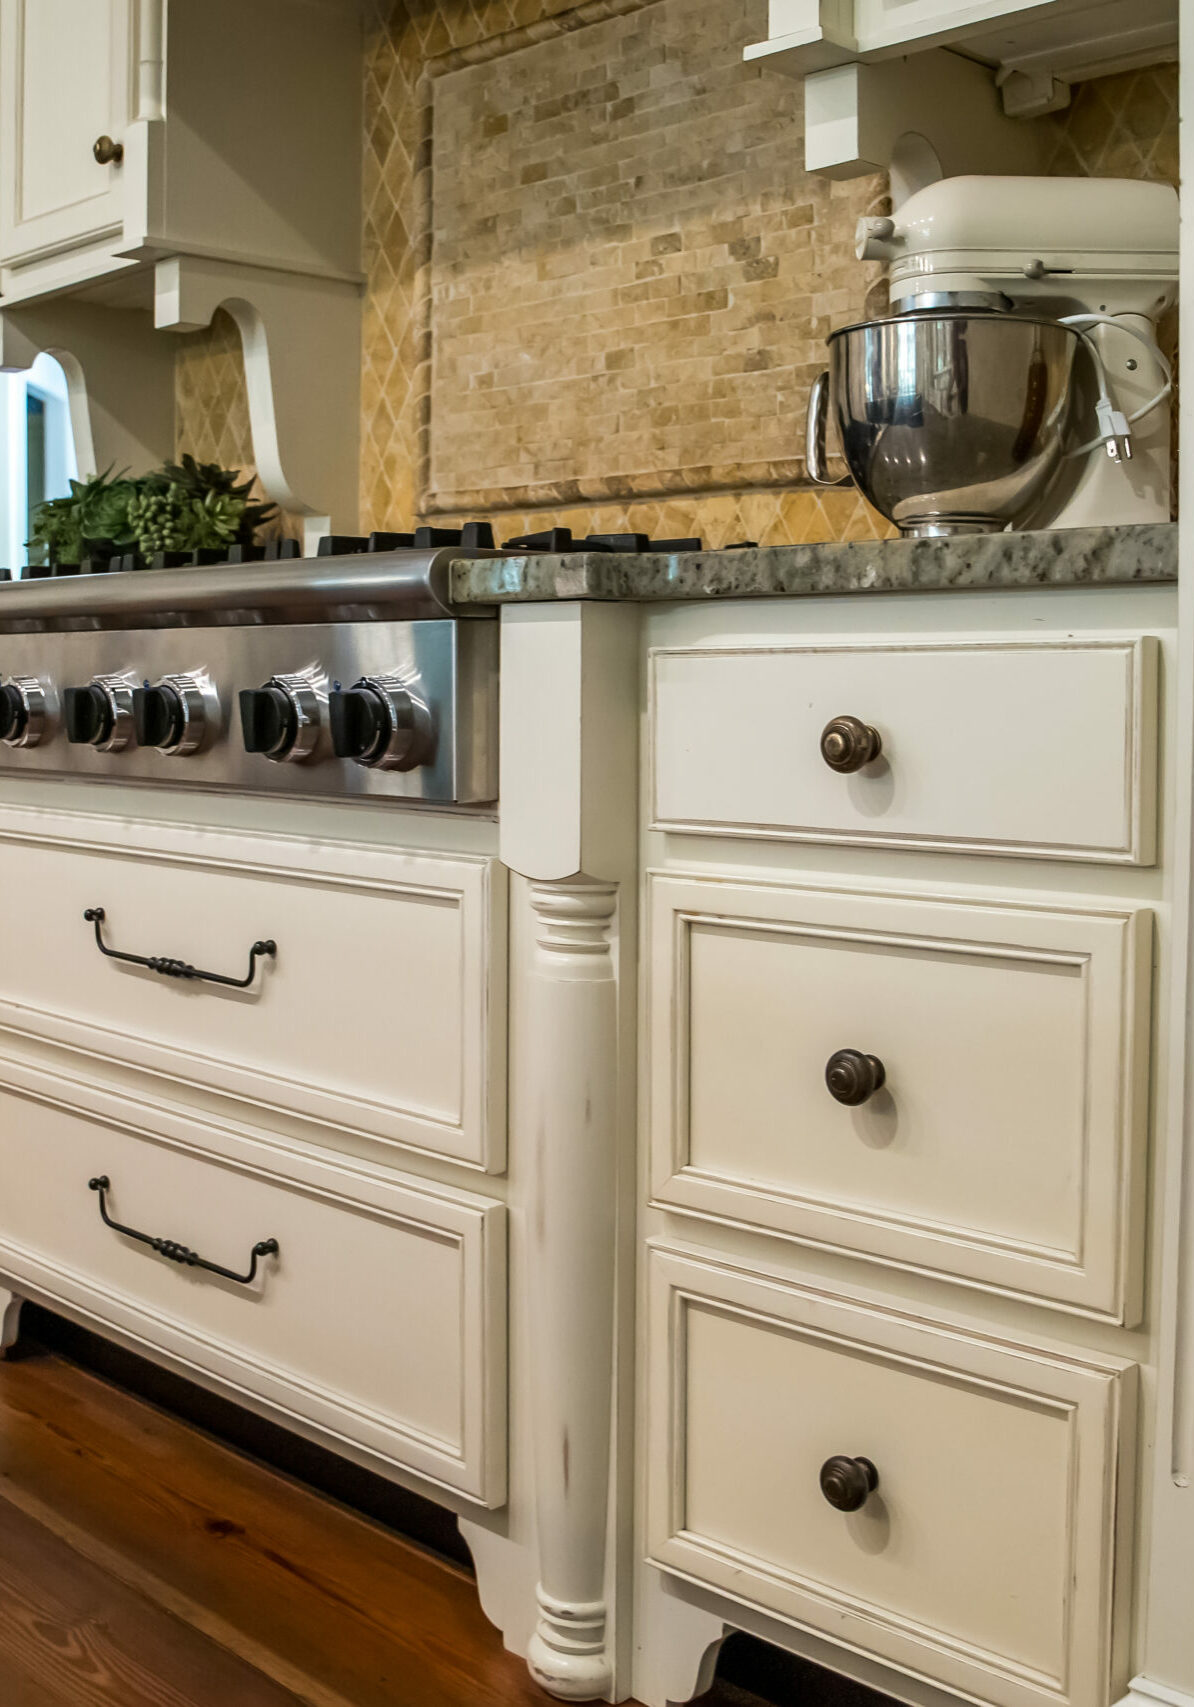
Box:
0, 1288, 21, 1357
636, 1569, 977, 1707
1117, 1681, 1194, 1707
631, 1570, 725, 1707
458, 1519, 539, 1664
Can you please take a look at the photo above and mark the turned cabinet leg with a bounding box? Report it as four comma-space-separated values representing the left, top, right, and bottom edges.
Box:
525, 880, 619, 1701
0, 1290, 23, 1358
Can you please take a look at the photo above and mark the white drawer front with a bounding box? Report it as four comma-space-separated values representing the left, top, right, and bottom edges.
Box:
650, 636, 1158, 862
649, 874, 1148, 1319
0, 1058, 506, 1505
647, 1247, 1133, 1707
0, 806, 505, 1169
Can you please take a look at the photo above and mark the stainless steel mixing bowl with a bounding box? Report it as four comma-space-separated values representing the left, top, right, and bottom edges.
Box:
807, 312, 1083, 536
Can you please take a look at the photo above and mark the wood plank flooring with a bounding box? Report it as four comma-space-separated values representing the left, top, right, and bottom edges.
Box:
0, 1324, 891, 1707
0, 1337, 575, 1707
0, 1495, 306, 1707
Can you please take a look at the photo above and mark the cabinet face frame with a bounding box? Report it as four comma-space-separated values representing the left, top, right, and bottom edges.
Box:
647, 872, 1151, 1322
648, 634, 1159, 865
0, 1052, 508, 1505
0, 0, 134, 268
0, 805, 508, 1172
645, 1245, 1135, 1707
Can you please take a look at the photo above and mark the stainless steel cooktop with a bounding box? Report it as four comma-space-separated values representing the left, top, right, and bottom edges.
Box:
0, 547, 498, 806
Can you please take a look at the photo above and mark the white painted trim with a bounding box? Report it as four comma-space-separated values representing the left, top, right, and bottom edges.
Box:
0, 1287, 21, 1357
155, 254, 361, 530
1116, 1680, 1194, 1707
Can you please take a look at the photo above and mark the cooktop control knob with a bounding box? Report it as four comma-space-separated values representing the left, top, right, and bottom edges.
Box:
238, 669, 325, 764
63, 674, 136, 751
0, 676, 49, 748
328, 674, 433, 771
132, 672, 216, 756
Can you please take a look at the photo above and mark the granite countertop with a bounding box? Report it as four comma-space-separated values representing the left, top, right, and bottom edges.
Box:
450, 522, 1177, 605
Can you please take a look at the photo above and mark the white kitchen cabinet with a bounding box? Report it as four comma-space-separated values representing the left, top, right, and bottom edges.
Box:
0, 1055, 507, 1504
649, 634, 1159, 864
0, 0, 132, 282
747, 0, 1178, 85
634, 578, 1178, 1707
0, 805, 507, 1171
647, 872, 1151, 1319
0, 0, 364, 531
747, 0, 1177, 180
646, 1245, 1135, 1707
0, 0, 361, 302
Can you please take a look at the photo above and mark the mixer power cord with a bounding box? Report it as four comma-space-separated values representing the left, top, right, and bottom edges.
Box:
1059, 311, 1173, 464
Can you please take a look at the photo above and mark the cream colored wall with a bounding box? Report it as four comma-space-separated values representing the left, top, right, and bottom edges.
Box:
173, 12, 1178, 549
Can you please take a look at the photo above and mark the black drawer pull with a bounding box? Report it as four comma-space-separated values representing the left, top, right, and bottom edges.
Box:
825, 1048, 886, 1105
83, 907, 276, 989
88, 1176, 279, 1286
820, 1454, 878, 1512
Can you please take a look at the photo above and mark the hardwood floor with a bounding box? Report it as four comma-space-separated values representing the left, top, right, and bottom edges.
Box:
0, 1321, 892, 1707
0, 1335, 570, 1706
0, 1495, 306, 1707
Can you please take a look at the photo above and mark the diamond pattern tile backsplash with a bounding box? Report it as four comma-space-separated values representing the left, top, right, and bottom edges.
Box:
173, 18, 1179, 550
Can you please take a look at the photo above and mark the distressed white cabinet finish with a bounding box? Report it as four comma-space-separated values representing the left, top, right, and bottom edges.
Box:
635, 581, 1177, 1707
0, 1055, 507, 1504
0, 807, 506, 1170
647, 873, 1151, 1319
0, 573, 1181, 1707
646, 1247, 1135, 1707
0, 0, 132, 273
650, 635, 1158, 862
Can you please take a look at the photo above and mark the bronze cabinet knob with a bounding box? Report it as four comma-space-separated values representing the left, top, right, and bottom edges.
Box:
820, 1455, 879, 1512
93, 135, 124, 166
821, 714, 882, 773
825, 1048, 885, 1105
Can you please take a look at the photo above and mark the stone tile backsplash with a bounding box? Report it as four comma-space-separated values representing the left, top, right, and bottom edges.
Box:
173, 6, 1178, 549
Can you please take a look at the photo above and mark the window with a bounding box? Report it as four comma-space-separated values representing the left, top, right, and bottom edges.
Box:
0, 354, 77, 576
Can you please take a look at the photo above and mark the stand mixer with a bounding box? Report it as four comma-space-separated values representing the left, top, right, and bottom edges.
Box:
807, 175, 1179, 534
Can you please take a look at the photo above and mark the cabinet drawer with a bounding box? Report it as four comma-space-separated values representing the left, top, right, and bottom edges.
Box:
0, 807, 505, 1169
0, 1058, 506, 1505
650, 635, 1158, 863
647, 1247, 1133, 1707
648, 874, 1149, 1319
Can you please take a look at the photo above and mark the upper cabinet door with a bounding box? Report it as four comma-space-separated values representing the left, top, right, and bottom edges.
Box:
0, 0, 133, 270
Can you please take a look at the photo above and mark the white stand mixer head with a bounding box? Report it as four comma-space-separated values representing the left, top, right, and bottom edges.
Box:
856, 175, 1179, 528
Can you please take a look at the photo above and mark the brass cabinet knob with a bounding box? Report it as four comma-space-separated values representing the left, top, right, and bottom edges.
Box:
825, 1048, 885, 1105
821, 714, 881, 773
93, 134, 124, 166
820, 1455, 879, 1512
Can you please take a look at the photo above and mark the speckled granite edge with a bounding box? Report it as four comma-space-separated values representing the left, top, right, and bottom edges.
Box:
450, 523, 1177, 605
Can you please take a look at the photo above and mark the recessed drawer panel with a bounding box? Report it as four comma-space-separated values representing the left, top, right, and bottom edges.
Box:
0, 806, 506, 1169
648, 874, 1149, 1319
647, 1247, 1133, 1707
650, 636, 1158, 863
0, 1058, 506, 1505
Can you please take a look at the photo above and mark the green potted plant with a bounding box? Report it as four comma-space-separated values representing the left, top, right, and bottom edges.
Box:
27, 456, 276, 569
